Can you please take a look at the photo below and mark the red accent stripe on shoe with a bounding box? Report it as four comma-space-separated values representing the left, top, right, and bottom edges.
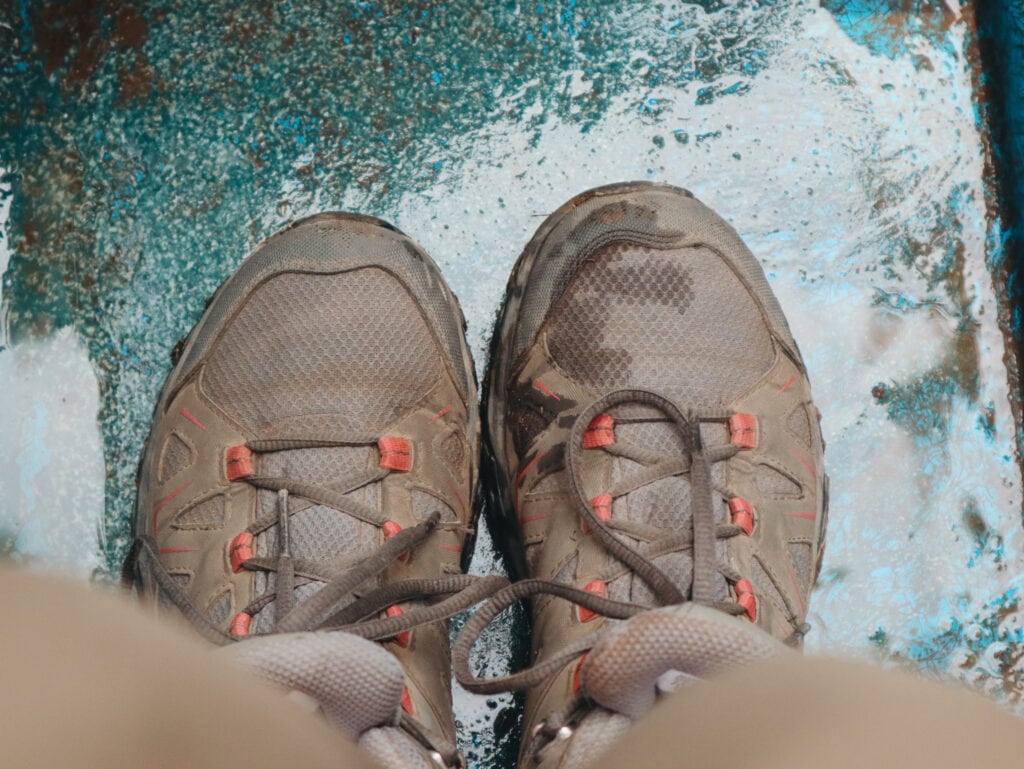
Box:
519, 513, 549, 524
180, 407, 207, 430
443, 477, 467, 516
516, 450, 546, 486
578, 580, 607, 623
790, 448, 817, 478
533, 379, 561, 400
153, 482, 191, 532
776, 375, 796, 396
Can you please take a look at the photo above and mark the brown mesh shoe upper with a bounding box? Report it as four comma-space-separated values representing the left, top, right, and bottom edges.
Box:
460, 182, 828, 769
128, 213, 499, 769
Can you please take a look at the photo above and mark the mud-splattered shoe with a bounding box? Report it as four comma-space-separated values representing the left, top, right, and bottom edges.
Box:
455, 182, 828, 768
125, 213, 505, 768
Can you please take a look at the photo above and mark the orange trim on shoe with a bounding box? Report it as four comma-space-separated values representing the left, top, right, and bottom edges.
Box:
226, 446, 254, 481
582, 414, 615, 449
577, 580, 607, 623
378, 437, 412, 472
729, 414, 758, 450
229, 532, 254, 572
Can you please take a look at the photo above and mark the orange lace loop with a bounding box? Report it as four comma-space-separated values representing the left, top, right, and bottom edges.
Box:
582, 414, 616, 449
378, 436, 412, 471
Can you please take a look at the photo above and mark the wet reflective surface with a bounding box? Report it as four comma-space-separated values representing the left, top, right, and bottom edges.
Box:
2, 1, 1022, 765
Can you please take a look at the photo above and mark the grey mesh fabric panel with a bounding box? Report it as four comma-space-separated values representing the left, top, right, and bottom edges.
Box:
545, 243, 774, 409
171, 493, 227, 529
751, 558, 789, 618
222, 631, 405, 737
207, 588, 232, 625
604, 421, 727, 606
360, 727, 439, 769
158, 433, 193, 481
788, 542, 813, 585
166, 213, 470, 411
787, 404, 813, 446
412, 489, 457, 524
439, 431, 466, 468
255, 445, 378, 563
625, 475, 691, 532
511, 183, 797, 366
252, 445, 380, 633
755, 465, 801, 495
202, 269, 440, 434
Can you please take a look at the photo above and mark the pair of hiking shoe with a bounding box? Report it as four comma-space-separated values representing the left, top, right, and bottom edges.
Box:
125, 182, 828, 769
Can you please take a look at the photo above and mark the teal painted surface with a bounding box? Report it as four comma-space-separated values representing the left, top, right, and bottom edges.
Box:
2, 1, 1023, 764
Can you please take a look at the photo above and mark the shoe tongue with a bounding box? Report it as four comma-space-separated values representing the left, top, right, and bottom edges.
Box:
252, 445, 382, 631
579, 603, 790, 720
220, 631, 405, 737
605, 418, 730, 605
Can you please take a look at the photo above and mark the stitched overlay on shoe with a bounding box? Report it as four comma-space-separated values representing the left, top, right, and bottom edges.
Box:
456, 388, 802, 760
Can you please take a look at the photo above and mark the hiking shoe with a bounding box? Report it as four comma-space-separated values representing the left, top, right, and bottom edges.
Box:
455, 182, 828, 768
126, 213, 505, 768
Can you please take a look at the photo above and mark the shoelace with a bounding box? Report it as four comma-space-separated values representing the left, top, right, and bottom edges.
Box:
455, 389, 796, 749
125, 435, 508, 766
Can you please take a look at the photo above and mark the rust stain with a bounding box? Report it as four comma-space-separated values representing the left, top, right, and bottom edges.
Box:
35, 0, 99, 78
112, 6, 147, 48
34, 2, 148, 88
118, 54, 155, 104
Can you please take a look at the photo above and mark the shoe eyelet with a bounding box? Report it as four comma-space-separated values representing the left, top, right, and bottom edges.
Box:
229, 611, 252, 637
582, 495, 612, 534
401, 686, 415, 715
728, 414, 758, 450
378, 436, 412, 472
229, 532, 254, 572
728, 497, 755, 536
226, 445, 254, 481
734, 578, 757, 621
385, 605, 412, 648
582, 414, 615, 449
382, 520, 410, 561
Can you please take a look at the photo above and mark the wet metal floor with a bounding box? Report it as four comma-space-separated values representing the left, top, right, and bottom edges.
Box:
2, 1, 1023, 765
